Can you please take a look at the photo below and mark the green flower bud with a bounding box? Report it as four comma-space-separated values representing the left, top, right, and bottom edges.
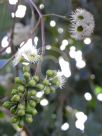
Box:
3, 101, 11, 109
43, 79, 50, 86
31, 109, 37, 115
29, 100, 36, 107
26, 106, 37, 115
36, 84, 44, 90
46, 70, 56, 77
10, 106, 17, 114
23, 65, 30, 72
11, 89, 18, 95
18, 109, 25, 116
18, 104, 25, 110
52, 77, 61, 86
11, 117, 19, 123
24, 72, 30, 80
25, 114, 33, 123
18, 120, 24, 128
18, 93, 23, 97
11, 95, 20, 102
33, 76, 39, 82
45, 87, 51, 94
15, 77, 23, 85
29, 80, 36, 87
18, 85, 25, 93
50, 87, 56, 93
55, 81, 61, 87
28, 90, 36, 96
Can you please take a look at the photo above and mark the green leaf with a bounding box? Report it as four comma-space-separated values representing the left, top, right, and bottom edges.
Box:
95, 86, 102, 94
0, 85, 6, 97
0, 3, 12, 35
0, 111, 5, 119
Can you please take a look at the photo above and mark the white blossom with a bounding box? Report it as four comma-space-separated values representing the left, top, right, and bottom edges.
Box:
56, 71, 66, 88
13, 39, 41, 66
70, 22, 93, 40
70, 8, 95, 40
71, 8, 94, 25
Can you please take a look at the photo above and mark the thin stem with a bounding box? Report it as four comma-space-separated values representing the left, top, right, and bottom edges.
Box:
28, 0, 46, 55
0, 18, 40, 70
23, 125, 32, 136
43, 13, 70, 22
29, 0, 42, 17
28, 0, 46, 75
0, 56, 14, 71
40, 17, 45, 55
31, 17, 41, 35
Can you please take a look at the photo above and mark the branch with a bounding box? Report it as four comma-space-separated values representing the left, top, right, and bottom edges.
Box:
28, 0, 46, 75
28, 0, 45, 55
23, 125, 32, 136
43, 13, 70, 22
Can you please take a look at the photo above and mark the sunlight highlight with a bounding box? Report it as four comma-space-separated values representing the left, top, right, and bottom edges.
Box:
75, 112, 87, 131
84, 92, 92, 101
69, 47, 86, 69
9, 0, 18, 5
61, 123, 69, 131
34, 36, 39, 46
6, 47, 11, 54
50, 20, 56, 27
59, 57, 71, 78
84, 38, 91, 45
36, 91, 44, 98
39, 4, 45, 9
40, 99, 49, 106
58, 27, 64, 33
97, 94, 102, 101
15, 5, 27, 18
1, 35, 9, 48
60, 39, 69, 51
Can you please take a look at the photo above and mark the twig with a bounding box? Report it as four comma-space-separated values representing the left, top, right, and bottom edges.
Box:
0, 16, 41, 71
43, 13, 70, 22
28, 0, 46, 75
40, 17, 45, 55
31, 17, 41, 35
23, 125, 32, 136
28, 0, 45, 55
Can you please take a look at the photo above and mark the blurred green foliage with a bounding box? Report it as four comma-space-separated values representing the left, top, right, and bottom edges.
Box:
0, 0, 102, 136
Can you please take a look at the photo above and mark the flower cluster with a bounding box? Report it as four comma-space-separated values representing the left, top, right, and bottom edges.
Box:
13, 39, 41, 66
3, 66, 65, 128
70, 8, 95, 40
46, 70, 66, 89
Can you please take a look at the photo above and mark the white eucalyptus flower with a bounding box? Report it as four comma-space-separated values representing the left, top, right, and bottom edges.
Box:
13, 39, 41, 66
13, 48, 24, 66
71, 8, 94, 24
70, 22, 93, 40
56, 71, 66, 88
70, 8, 95, 40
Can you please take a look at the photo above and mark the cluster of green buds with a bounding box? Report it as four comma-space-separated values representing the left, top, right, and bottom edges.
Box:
3, 66, 64, 128
43, 70, 63, 94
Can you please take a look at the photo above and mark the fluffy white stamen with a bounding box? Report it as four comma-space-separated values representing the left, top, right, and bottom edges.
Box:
56, 71, 66, 88
70, 8, 95, 40
13, 39, 40, 66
